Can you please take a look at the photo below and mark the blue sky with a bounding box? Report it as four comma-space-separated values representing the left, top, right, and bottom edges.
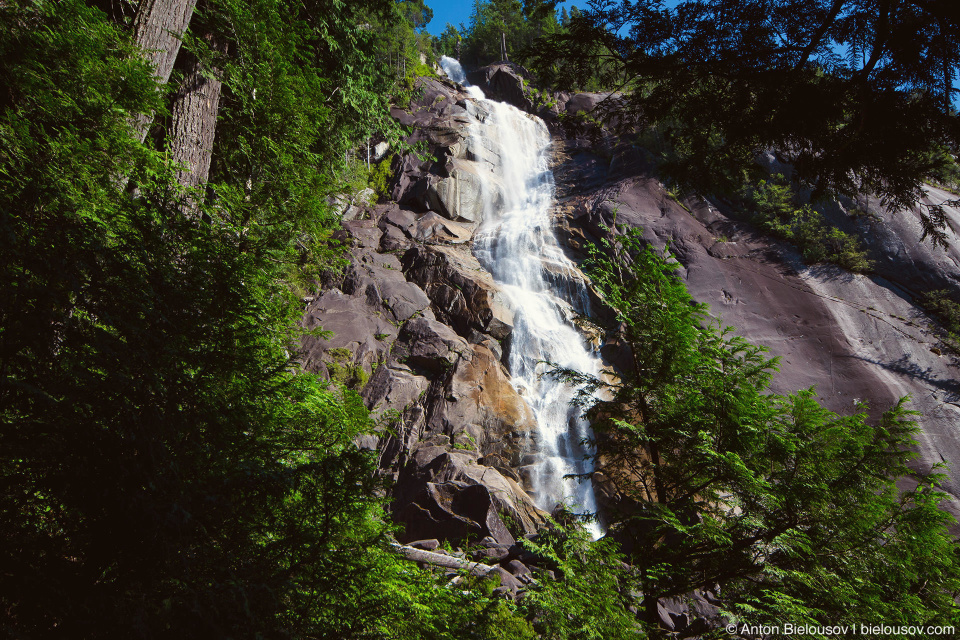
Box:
425, 1, 593, 36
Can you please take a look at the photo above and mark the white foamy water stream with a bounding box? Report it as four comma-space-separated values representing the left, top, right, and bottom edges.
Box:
440, 57, 603, 536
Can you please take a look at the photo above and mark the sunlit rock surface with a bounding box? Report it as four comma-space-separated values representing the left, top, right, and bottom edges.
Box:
302, 63, 960, 580
553, 130, 960, 530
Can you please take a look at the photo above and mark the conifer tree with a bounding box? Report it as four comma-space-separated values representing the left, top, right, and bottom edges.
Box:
552, 229, 960, 634
529, 0, 960, 222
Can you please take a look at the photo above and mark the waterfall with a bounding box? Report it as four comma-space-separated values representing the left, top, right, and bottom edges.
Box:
441, 57, 603, 537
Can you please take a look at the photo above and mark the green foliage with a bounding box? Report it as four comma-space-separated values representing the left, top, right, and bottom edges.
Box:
0, 1, 521, 638
457, 0, 561, 68
520, 523, 644, 640
370, 153, 397, 200
320, 345, 372, 393
528, 1, 960, 226
368, 0, 439, 105
741, 176, 873, 272
553, 228, 960, 633
333, 156, 377, 207
436, 22, 464, 59
927, 146, 960, 192
0, 2, 396, 635
326, 360, 371, 391
452, 433, 478, 451
919, 289, 960, 355
206, 0, 402, 260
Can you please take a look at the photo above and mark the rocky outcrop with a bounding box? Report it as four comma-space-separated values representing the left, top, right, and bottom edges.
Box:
432, 158, 487, 223
553, 143, 960, 529
402, 244, 514, 340
466, 63, 533, 112
368, 321, 546, 543
389, 76, 495, 229
300, 104, 551, 543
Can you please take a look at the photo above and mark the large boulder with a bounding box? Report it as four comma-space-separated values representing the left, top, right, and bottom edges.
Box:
402, 245, 514, 340
393, 316, 469, 375
377, 204, 479, 249
393, 449, 546, 545
413, 212, 476, 244
466, 63, 533, 112
564, 92, 615, 115
431, 159, 486, 223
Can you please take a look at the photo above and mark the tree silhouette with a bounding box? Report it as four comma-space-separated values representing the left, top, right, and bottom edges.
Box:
529, 0, 959, 223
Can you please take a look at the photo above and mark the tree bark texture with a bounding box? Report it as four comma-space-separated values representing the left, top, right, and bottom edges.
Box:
132, 0, 198, 142
170, 33, 224, 210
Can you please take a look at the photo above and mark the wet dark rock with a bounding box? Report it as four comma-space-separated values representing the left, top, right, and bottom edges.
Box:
504, 543, 539, 566
340, 248, 432, 324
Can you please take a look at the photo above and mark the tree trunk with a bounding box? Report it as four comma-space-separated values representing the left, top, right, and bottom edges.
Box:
131, 0, 199, 142
390, 543, 495, 576
170, 33, 224, 212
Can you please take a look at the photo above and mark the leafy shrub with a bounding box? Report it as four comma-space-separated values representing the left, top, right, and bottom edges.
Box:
919, 289, 960, 354
520, 523, 644, 640
744, 177, 873, 272
369, 153, 396, 200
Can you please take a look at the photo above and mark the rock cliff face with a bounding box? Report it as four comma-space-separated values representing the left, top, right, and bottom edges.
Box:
549, 107, 960, 530
301, 64, 960, 575
301, 73, 549, 552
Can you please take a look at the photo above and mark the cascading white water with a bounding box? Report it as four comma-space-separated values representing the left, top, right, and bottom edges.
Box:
441, 57, 603, 536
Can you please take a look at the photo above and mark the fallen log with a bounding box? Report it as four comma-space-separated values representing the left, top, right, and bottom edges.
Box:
390, 543, 496, 576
